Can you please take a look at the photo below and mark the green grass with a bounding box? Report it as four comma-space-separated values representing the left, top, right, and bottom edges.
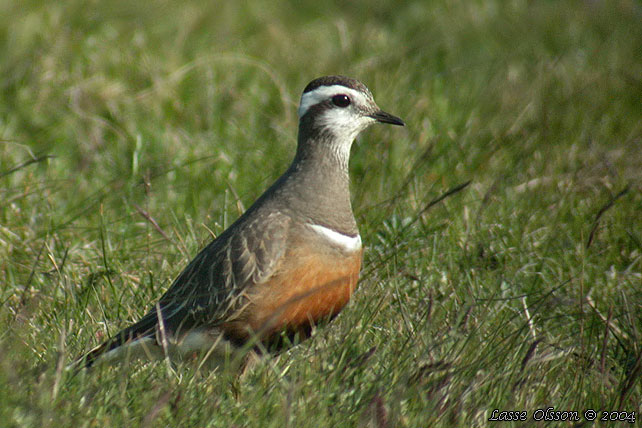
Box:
1, 0, 641, 426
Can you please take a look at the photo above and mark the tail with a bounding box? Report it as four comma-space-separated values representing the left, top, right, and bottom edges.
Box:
69, 313, 160, 371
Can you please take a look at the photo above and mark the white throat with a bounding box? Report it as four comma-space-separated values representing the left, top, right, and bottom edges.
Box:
298, 85, 376, 169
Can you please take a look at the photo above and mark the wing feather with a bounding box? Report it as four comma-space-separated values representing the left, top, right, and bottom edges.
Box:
78, 210, 291, 367
147, 210, 290, 334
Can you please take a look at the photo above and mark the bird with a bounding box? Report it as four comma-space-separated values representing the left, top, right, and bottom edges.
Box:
74, 75, 404, 371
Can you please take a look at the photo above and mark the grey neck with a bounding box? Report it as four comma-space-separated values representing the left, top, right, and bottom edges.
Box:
276, 125, 358, 235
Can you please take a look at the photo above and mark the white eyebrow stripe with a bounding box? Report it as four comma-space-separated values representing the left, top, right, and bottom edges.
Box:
298, 85, 368, 118
308, 223, 362, 252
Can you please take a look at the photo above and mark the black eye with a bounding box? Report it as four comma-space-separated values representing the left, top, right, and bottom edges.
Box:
331, 94, 351, 108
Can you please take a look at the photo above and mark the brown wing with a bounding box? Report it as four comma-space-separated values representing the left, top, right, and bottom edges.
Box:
154, 210, 291, 335
80, 210, 291, 367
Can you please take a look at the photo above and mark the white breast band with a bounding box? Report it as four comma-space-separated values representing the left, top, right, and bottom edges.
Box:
308, 224, 362, 252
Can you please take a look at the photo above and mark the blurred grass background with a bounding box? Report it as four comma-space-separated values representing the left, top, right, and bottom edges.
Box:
1, 0, 640, 426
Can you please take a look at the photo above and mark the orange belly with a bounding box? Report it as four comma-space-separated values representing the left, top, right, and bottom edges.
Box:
222, 247, 362, 348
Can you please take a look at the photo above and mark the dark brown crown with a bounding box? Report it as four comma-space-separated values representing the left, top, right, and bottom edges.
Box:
302, 75, 371, 96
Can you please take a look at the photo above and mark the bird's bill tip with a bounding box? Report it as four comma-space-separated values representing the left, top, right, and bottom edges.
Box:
369, 110, 405, 126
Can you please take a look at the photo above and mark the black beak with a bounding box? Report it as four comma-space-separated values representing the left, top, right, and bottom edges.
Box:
369, 110, 405, 126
